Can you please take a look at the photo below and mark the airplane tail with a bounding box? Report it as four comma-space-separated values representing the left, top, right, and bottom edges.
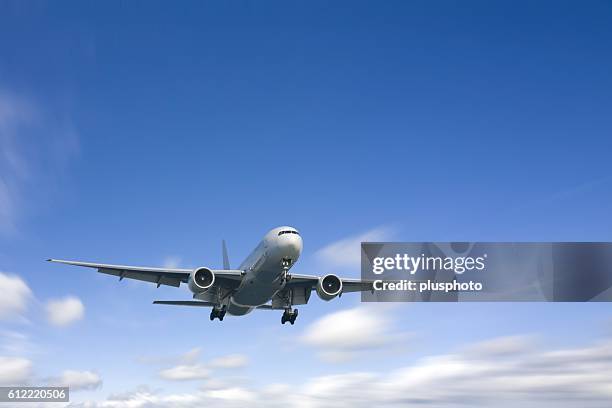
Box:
222, 240, 230, 269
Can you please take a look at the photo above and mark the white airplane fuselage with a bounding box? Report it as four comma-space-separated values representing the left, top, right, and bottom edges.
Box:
195, 226, 303, 316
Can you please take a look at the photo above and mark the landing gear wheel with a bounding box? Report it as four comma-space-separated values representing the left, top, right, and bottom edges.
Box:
210, 307, 226, 321
281, 309, 298, 325
289, 309, 297, 325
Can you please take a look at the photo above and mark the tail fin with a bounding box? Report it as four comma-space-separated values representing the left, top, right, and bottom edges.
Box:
222, 240, 230, 269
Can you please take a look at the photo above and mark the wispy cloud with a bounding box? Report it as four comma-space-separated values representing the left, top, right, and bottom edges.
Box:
0, 330, 35, 355
157, 350, 249, 382
509, 176, 612, 216
314, 226, 395, 270
159, 364, 210, 381
180, 348, 202, 365
208, 354, 249, 369
0, 89, 79, 235
462, 334, 536, 357
0, 92, 34, 234
162, 256, 182, 269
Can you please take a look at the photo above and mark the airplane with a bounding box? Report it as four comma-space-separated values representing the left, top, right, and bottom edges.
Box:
48, 226, 373, 325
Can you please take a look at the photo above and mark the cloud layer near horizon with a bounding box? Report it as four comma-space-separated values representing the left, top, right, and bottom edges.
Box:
68, 333, 612, 408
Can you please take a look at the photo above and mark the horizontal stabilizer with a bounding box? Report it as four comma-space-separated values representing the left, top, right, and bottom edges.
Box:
153, 300, 217, 307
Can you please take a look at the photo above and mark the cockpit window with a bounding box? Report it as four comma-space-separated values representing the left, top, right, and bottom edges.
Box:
278, 230, 299, 236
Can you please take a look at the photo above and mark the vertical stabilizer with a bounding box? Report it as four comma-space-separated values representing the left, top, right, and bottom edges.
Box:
222, 240, 230, 269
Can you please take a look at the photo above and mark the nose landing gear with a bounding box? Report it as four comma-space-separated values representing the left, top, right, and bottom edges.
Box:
210, 307, 226, 321
280, 258, 293, 285
281, 258, 293, 268
281, 308, 298, 325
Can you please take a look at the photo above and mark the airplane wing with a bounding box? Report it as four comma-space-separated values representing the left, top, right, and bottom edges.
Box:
287, 273, 374, 293
47, 259, 243, 288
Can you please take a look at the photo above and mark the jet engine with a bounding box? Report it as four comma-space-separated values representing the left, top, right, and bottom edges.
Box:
188, 267, 215, 293
316, 274, 343, 301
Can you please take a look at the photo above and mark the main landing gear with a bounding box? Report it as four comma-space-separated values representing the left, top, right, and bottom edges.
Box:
281, 308, 298, 325
210, 307, 226, 321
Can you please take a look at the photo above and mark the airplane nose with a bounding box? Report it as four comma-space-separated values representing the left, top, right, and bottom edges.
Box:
282, 235, 303, 259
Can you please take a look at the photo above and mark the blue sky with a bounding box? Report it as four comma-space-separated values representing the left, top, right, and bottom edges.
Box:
1, 1, 612, 406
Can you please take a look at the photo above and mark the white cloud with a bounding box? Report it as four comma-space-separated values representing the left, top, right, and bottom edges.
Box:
314, 226, 394, 270
159, 364, 210, 381
46, 296, 85, 327
72, 335, 612, 408
51, 370, 102, 391
208, 354, 249, 369
204, 387, 256, 402
0, 356, 32, 385
301, 305, 406, 362
0, 272, 32, 320
157, 352, 248, 381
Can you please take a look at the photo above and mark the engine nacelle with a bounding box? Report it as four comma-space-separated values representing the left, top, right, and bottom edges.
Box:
316, 274, 343, 301
188, 267, 215, 293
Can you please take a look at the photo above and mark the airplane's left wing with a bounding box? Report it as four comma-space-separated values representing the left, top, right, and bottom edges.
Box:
287, 273, 374, 293
47, 259, 243, 288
